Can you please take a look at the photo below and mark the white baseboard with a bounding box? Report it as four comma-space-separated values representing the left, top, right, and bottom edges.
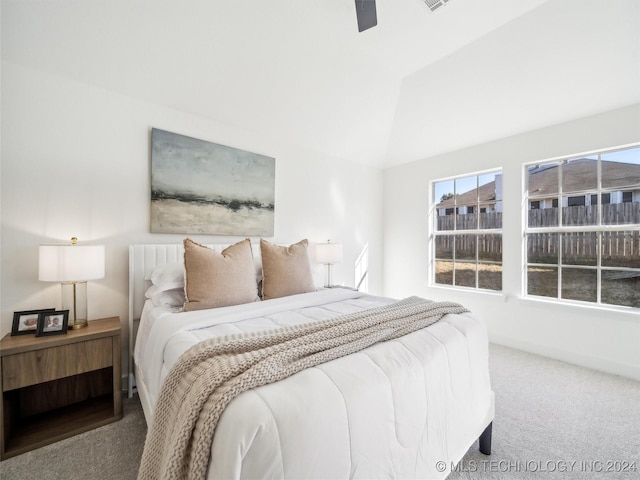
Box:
489, 334, 640, 381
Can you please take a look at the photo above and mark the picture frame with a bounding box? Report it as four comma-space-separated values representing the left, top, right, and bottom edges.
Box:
11, 309, 55, 336
36, 310, 69, 337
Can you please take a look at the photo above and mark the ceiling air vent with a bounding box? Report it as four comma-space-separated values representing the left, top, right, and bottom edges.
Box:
423, 0, 453, 13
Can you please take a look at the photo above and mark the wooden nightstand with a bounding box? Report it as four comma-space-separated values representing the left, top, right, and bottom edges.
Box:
0, 316, 122, 460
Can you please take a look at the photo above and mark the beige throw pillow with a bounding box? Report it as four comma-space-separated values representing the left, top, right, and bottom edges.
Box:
183, 238, 259, 312
260, 238, 316, 300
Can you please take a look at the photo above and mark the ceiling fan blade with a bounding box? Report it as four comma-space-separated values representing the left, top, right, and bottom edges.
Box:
355, 0, 377, 32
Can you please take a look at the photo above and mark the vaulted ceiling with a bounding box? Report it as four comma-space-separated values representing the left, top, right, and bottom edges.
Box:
2, 0, 639, 168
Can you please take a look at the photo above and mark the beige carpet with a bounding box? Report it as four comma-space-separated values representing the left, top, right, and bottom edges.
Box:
0, 396, 146, 480
1, 343, 639, 479
449, 345, 640, 479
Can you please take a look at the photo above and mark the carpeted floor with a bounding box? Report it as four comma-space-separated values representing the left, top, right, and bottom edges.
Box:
0, 395, 147, 480
448, 345, 640, 480
1, 343, 639, 479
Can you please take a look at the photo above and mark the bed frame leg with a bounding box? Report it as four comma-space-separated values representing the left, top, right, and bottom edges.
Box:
479, 422, 492, 455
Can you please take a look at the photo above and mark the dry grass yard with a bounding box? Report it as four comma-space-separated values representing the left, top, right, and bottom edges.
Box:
435, 261, 502, 291
436, 262, 639, 308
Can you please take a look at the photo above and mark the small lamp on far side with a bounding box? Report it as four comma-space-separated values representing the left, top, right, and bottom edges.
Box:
315, 240, 343, 288
39, 237, 105, 329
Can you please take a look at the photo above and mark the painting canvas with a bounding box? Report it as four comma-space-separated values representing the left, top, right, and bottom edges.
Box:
151, 128, 275, 235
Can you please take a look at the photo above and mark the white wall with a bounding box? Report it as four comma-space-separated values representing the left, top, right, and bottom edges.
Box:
0, 61, 384, 374
382, 104, 640, 380
3, 60, 638, 385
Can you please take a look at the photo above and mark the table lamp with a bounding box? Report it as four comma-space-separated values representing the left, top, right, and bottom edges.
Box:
39, 237, 105, 329
315, 240, 343, 288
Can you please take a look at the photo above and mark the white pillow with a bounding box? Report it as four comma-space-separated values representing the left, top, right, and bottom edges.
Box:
146, 262, 185, 292
145, 284, 185, 308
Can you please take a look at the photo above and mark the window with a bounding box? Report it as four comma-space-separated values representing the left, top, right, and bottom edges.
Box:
590, 193, 611, 205
525, 145, 640, 308
432, 170, 502, 291
568, 196, 585, 207
623, 191, 633, 203
354, 243, 369, 293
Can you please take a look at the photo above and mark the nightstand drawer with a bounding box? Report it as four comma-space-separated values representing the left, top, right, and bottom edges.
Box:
2, 337, 113, 391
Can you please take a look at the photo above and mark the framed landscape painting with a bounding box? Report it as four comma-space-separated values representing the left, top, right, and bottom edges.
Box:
151, 128, 275, 236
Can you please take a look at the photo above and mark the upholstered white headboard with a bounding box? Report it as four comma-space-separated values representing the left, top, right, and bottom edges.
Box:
127, 243, 261, 395
128, 244, 262, 322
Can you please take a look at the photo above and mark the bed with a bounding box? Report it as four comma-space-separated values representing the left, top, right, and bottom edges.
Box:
129, 240, 494, 479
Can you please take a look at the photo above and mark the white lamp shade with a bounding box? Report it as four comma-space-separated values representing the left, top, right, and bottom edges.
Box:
315, 243, 343, 265
39, 244, 105, 282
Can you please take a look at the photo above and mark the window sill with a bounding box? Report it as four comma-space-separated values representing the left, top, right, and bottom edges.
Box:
520, 294, 639, 316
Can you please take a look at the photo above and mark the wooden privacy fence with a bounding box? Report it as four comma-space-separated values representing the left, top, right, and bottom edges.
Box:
527, 230, 640, 266
527, 202, 640, 227
435, 234, 502, 262
437, 212, 502, 230
436, 203, 640, 264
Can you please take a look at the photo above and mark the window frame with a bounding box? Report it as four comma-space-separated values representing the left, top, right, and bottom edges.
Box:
430, 168, 503, 292
523, 143, 640, 309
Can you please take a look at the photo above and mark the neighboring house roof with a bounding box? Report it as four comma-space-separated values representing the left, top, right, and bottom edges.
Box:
437, 180, 496, 208
437, 159, 640, 207
528, 159, 640, 196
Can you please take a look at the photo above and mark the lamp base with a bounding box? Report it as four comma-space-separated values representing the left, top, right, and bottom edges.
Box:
61, 281, 89, 329
69, 320, 88, 329
325, 264, 333, 289
325, 285, 358, 291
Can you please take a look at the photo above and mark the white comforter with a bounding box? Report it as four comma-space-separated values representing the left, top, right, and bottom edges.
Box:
134, 289, 493, 480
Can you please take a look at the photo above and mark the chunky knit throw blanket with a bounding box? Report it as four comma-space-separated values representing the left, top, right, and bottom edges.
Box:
137, 296, 468, 480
